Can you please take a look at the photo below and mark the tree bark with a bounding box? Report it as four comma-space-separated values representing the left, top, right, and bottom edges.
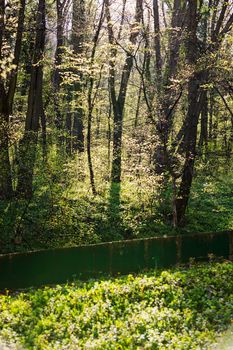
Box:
154, 0, 184, 175
175, 0, 200, 225
175, 0, 233, 224
86, 2, 105, 195
0, 83, 13, 199
0, 0, 13, 199
7, 0, 26, 114
105, 0, 143, 183
17, 0, 46, 198
153, 0, 162, 85
199, 90, 208, 148
71, 0, 85, 152
53, 0, 67, 131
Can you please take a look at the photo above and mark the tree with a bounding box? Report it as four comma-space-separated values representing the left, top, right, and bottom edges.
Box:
17, 0, 46, 198
175, 0, 233, 225
70, 0, 86, 153
105, 0, 143, 183
86, 1, 105, 195
53, 0, 71, 131
0, 0, 26, 198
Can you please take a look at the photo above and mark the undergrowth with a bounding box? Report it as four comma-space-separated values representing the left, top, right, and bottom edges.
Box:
0, 154, 232, 254
0, 261, 233, 349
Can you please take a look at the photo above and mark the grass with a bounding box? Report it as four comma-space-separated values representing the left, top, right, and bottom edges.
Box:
0, 261, 233, 349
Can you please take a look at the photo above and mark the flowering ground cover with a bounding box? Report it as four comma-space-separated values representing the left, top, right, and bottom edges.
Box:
0, 261, 233, 349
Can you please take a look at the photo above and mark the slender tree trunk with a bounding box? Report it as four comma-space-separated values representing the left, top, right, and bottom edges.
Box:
7, 0, 26, 113
71, 0, 85, 153
134, 82, 142, 128
86, 2, 105, 194
107, 98, 112, 174
87, 107, 96, 195
153, 0, 162, 85
41, 103, 47, 159
65, 88, 72, 155
96, 108, 100, 138
209, 90, 214, 141
154, 0, 183, 175
17, 0, 46, 198
198, 6, 209, 150
199, 90, 208, 148
0, 0, 13, 198
53, 0, 65, 131
105, 0, 143, 183
72, 105, 84, 152
0, 84, 13, 198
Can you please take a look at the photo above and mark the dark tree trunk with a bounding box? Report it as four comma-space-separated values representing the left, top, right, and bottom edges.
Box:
209, 90, 214, 141
71, 0, 85, 153
7, 0, 26, 114
0, 0, 13, 198
17, 0, 46, 198
153, 0, 162, 85
111, 104, 124, 183
154, 0, 183, 175
176, 78, 202, 225
65, 88, 72, 155
72, 104, 84, 152
198, 4, 209, 150
107, 97, 112, 174
0, 83, 13, 199
41, 102, 47, 159
105, 0, 143, 183
87, 106, 96, 195
199, 90, 208, 148
86, 1, 104, 195
175, 0, 200, 225
53, 0, 65, 131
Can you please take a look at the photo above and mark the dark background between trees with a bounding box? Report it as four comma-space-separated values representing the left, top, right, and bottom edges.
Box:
0, 0, 232, 253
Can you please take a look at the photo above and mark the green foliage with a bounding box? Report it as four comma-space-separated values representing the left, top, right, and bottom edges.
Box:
0, 262, 233, 349
0, 148, 232, 253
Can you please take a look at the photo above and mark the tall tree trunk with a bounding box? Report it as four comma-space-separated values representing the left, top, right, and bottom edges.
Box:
199, 90, 208, 148
17, 0, 46, 198
107, 97, 112, 174
198, 5, 209, 150
0, 83, 13, 199
71, 0, 85, 153
175, 0, 200, 225
86, 1, 104, 195
105, 0, 143, 183
7, 0, 26, 114
53, 0, 65, 131
154, 0, 183, 175
175, 0, 233, 224
65, 87, 72, 155
72, 105, 84, 152
209, 90, 214, 141
87, 105, 96, 195
0, 0, 13, 199
153, 0, 162, 86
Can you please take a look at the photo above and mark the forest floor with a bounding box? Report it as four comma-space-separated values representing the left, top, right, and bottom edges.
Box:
0, 261, 233, 349
0, 158, 232, 254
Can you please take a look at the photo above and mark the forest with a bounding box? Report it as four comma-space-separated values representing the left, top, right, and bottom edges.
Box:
0, 0, 233, 253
